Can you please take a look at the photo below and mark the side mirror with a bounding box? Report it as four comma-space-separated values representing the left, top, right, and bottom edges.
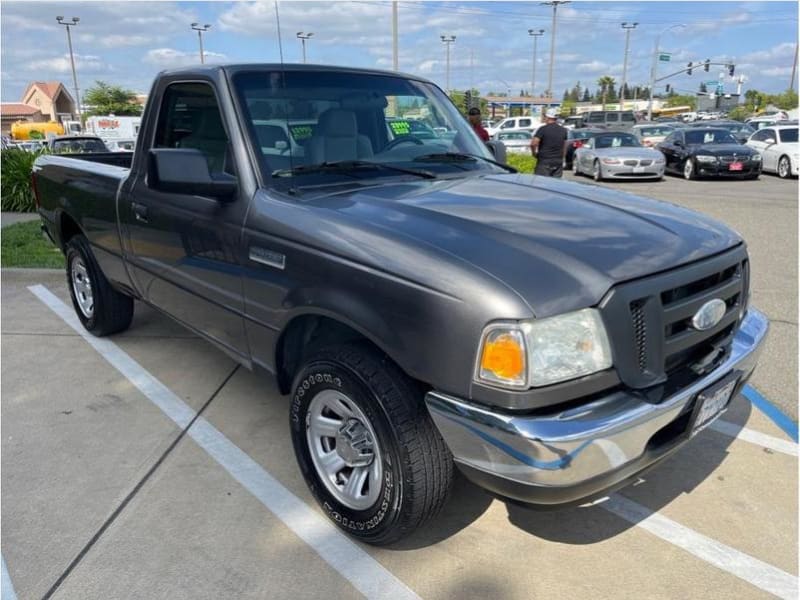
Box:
149, 148, 236, 200
485, 140, 508, 164
674, 140, 684, 147
764, 138, 776, 145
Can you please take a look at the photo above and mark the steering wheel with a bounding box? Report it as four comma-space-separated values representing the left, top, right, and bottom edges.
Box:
383, 136, 424, 151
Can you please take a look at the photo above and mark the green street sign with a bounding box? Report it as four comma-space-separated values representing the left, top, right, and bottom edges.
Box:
659, 53, 671, 62
706, 81, 718, 86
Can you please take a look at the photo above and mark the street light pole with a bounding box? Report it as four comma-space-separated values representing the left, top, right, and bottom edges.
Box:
191, 23, 211, 64
541, 1, 569, 99
296, 31, 313, 64
620, 22, 638, 109
56, 16, 82, 123
440, 35, 456, 94
648, 23, 685, 121
528, 29, 545, 98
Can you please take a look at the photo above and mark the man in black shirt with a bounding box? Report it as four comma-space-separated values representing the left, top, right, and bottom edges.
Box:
531, 108, 568, 177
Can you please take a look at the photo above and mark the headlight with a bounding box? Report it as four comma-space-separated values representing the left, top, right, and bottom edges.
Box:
751, 154, 762, 162
695, 155, 717, 162
476, 309, 613, 389
655, 156, 666, 163
601, 158, 621, 165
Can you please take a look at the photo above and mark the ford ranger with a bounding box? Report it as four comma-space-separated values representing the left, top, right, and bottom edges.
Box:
33, 64, 768, 544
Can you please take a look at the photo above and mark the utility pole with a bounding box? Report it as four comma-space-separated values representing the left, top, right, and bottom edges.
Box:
296, 32, 313, 64
541, 1, 569, 99
469, 48, 474, 95
392, 1, 398, 71
620, 22, 638, 109
528, 29, 545, 98
440, 35, 456, 94
791, 41, 798, 92
647, 23, 685, 121
191, 23, 211, 64
56, 16, 82, 123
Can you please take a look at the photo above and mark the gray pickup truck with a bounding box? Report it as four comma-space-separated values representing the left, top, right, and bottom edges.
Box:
33, 64, 768, 545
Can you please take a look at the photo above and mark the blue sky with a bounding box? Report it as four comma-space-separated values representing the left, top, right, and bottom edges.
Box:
2, 1, 797, 103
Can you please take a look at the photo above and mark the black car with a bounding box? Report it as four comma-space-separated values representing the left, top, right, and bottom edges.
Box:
657, 127, 762, 180
564, 127, 607, 169
686, 120, 755, 144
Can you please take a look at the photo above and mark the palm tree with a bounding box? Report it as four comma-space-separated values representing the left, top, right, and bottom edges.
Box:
597, 76, 616, 109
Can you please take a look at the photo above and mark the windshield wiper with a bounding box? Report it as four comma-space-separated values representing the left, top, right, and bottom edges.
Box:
413, 152, 516, 172
272, 160, 436, 179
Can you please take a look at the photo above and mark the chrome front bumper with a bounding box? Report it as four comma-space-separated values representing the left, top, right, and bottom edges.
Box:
426, 308, 769, 505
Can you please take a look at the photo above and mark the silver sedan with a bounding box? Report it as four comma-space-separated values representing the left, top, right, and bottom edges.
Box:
573, 131, 666, 181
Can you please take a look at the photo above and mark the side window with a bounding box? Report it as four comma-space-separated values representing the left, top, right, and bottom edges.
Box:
154, 82, 231, 174
606, 113, 620, 122
751, 129, 768, 142
500, 120, 514, 129
518, 118, 531, 128
588, 112, 604, 123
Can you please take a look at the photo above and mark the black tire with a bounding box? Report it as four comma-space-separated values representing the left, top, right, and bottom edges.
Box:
66, 235, 134, 336
683, 158, 696, 180
290, 342, 453, 545
778, 155, 791, 179
593, 159, 603, 182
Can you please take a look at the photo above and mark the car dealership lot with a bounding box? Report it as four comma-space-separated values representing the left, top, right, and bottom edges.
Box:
2, 174, 797, 599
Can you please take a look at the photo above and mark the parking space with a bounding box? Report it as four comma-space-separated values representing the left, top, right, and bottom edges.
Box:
2, 240, 797, 600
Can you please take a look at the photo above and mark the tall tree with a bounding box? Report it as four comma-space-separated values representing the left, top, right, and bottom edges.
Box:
83, 81, 142, 116
582, 88, 591, 102
596, 76, 616, 109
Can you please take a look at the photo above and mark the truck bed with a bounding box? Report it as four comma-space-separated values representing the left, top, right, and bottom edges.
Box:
49, 152, 133, 169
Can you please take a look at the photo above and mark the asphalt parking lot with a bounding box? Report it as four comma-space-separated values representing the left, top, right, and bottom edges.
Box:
2, 174, 798, 599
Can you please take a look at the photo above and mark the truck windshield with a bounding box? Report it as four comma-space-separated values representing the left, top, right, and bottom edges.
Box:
232, 69, 501, 190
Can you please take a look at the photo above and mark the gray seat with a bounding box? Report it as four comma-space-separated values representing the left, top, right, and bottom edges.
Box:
307, 109, 373, 164
178, 108, 229, 174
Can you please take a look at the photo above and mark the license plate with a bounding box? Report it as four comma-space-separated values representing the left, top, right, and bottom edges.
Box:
692, 376, 738, 434
633, 166, 645, 173
729, 162, 743, 171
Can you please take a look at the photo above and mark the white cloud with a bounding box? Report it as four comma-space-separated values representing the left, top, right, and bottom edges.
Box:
143, 48, 228, 68
78, 33, 159, 48
28, 53, 112, 73
576, 61, 609, 74
741, 42, 796, 64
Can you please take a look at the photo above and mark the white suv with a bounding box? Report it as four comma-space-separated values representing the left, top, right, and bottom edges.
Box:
487, 116, 539, 138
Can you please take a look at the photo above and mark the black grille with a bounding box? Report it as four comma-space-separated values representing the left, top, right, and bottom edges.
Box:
624, 159, 638, 166
631, 300, 648, 372
601, 246, 749, 390
640, 159, 653, 166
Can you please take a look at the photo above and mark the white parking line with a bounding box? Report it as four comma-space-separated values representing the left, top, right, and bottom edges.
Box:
29, 285, 419, 600
2, 555, 18, 600
603, 495, 798, 600
709, 419, 798, 457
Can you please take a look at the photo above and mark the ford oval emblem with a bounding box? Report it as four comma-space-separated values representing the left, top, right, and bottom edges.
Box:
692, 299, 727, 331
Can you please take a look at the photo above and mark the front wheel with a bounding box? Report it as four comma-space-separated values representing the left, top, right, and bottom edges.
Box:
290, 343, 453, 545
683, 158, 696, 180
593, 160, 603, 182
66, 235, 134, 336
778, 155, 792, 178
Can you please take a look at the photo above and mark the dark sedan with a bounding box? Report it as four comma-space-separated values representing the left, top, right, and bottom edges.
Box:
686, 120, 755, 144
564, 127, 607, 169
657, 128, 762, 180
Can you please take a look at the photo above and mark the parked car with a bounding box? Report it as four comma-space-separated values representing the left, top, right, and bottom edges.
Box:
631, 124, 676, 147
562, 115, 585, 129
487, 116, 538, 137
493, 130, 532, 154
655, 116, 682, 123
746, 125, 798, 178
582, 110, 637, 130
48, 135, 109, 154
686, 120, 755, 144
564, 127, 606, 169
14, 140, 49, 152
657, 128, 762, 180
32, 63, 768, 545
573, 131, 665, 181
105, 138, 137, 152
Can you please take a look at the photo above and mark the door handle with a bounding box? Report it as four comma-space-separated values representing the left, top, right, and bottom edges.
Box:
131, 202, 149, 223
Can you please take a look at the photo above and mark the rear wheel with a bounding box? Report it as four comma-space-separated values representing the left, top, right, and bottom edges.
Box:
290, 343, 453, 545
683, 158, 696, 180
66, 235, 134, 336
778, 155, 791, 178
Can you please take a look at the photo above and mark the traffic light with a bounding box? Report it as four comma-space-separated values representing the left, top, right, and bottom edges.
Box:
687, 62, 693, 75
465, 90, 472, 111
704, 59, 710, 72
728, 64, 735, 77
665, 84, 671, 93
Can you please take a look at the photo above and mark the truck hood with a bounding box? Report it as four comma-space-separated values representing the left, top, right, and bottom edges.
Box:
309, 173, 742, 317
688, 143, 757, 155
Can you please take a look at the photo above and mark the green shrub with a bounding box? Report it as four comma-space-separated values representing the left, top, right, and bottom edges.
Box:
505, 153, 536, 173
1, 149, 41, 212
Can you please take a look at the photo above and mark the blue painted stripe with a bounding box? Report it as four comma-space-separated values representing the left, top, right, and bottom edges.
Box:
743, 385, 799, 443
435, 411, 594, 470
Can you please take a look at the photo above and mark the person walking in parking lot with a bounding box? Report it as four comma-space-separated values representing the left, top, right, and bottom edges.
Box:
531, 108, 567, 177
468, 107, 490, 141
